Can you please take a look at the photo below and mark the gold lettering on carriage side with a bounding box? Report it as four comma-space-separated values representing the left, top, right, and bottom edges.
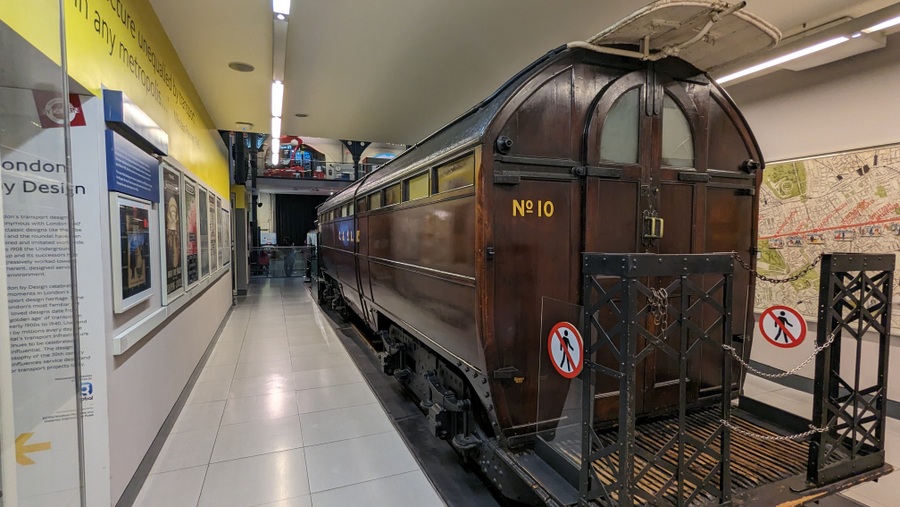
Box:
512, 199, 554, 218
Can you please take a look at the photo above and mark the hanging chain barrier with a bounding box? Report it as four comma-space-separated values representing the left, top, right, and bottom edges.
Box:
719, 418, 830, 441
722, 328, 837, 379
719, 327, 838, 441
733, 251, 823, 284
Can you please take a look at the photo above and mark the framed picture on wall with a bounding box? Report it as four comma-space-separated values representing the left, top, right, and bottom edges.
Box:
110, 193, 154, 313
199, 186, 210, 278
209, 191, 218, 273
222, 207, 231, 266
216, 196, 224, 268
160, 163, 184, 304
183, 176, 200, 288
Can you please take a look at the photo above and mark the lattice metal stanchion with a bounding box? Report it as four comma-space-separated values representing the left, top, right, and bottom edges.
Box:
808, 254, 894, 486
579, 253, 734, 506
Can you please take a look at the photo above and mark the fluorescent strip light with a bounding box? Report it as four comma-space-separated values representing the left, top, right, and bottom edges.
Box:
271, 117, 282, 165
717, 36, 850, 84
273, 0, 290, 15
271, 81, 284, 117
862, 15, 900, 33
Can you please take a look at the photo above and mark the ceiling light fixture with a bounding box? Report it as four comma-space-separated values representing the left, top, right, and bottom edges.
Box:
863, 15, 900, 33
271, 81, 284, 117
276, 14, 285, 20
716, 36, 849, 84
271, 116, 282, 165
228, 62, 255, 72
273, 0, 290, 16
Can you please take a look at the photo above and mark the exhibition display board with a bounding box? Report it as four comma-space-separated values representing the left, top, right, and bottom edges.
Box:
755, 144, 900, 331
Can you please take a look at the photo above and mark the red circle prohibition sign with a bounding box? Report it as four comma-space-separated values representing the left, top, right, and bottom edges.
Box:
548, 322, 584, 378
759, 305, 807, 349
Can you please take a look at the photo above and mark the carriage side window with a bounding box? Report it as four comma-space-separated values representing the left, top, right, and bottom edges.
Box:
369, 192, 382, 210
384, 183, 402, 206
405, 172, 430, 201
661, 94, 694, 167
357, 198, 367, 213
436, 154, 475, 193
600, 87, 639, 164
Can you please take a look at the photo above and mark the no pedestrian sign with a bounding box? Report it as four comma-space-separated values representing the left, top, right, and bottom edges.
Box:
759, 305, 807, 348
548, 322, 583, 378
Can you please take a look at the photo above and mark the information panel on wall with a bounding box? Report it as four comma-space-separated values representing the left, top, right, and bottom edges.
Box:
199, 187, 209, 278
105, 130, 159, 203
184, 177, 199, 286
756, 144, 900, 330
162, 166, 183, 300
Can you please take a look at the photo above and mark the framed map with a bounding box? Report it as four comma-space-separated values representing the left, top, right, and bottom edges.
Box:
755, 144, 900, 330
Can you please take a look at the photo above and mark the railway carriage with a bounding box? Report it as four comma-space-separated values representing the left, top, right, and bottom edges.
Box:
315, 2, 892, 504
319, 41, 761, 433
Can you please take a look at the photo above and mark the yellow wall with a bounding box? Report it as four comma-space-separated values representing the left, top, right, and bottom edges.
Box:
1, 0, 229, 196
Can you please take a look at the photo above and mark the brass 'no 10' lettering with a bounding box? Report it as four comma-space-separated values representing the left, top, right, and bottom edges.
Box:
338, 230, 361, 242
512, 199, 554, 218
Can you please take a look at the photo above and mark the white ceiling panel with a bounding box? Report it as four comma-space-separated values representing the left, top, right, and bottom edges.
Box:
149, 0, 900, 145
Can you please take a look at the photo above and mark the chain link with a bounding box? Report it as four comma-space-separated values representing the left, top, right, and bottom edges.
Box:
722, 328, 838, 379
649, 288, 668, 330
719, 418, 829, 441
733, 252, 822, 284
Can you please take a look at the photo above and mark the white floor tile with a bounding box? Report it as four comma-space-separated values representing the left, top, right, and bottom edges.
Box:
199, 449, 310, 507
296, 383, 377, 414
189, 380, 232, 404
292, 365, 363, 391
199, 363, 237, 383
152, 427, 217, 474
299, 403, 393, 446
291, 352, 354, 372
234, 359, 294, 379
310, 470, 443, 507
222, 392, 298, 426
172, 400, 225, 433
253, 496, 312, 507
304, 432, 419, 493
229, 373, 295, 398
211, 415, 304, 462
134, 465, 207, 507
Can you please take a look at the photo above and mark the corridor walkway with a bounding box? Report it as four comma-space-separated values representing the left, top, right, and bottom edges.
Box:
133, 278, 445, 507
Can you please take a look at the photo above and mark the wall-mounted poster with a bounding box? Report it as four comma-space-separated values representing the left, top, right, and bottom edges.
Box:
110, 193, 154, 313
161, 165, 183, 303
222, 207, 231, 266
209, 192, 218, 273
184, 177, 199, 286
199, 186, 210, 277
216, 197, 224, 268
755, 143, 900, 331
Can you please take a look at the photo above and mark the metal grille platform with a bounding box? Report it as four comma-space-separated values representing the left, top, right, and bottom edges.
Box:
546, 407, 825, 506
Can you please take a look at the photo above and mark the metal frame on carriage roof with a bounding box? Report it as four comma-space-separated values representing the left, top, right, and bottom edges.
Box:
568, 0, 780, 69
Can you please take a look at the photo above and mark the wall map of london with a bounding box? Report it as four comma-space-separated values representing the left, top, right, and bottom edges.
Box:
756, 145, 900, 328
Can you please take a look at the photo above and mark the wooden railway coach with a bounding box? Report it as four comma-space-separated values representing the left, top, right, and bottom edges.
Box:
317, 40, 763, 446
319, 39, 762, 443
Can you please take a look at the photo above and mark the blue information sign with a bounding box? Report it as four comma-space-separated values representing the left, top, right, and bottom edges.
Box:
106, 129, 159, 202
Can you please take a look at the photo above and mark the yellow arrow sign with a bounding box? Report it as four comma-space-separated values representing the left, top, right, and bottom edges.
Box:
16, 433, 51, 465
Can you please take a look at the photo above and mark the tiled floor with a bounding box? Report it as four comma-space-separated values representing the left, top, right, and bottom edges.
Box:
132, 276, 898, 507
133, 279, 445, 507
743, 374, 899, 507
